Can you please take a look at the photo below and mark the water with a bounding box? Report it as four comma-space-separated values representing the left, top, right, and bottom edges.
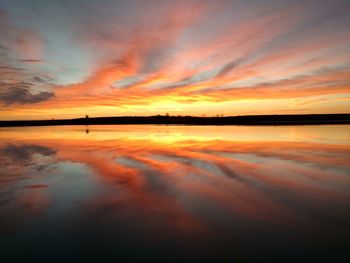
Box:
0, 125, 349, 262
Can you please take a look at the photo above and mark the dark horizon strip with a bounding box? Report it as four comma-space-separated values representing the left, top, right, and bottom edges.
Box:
0, 114, 350, 127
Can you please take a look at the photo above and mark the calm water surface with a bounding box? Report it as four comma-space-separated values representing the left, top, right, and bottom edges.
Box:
0, 125, 349, 262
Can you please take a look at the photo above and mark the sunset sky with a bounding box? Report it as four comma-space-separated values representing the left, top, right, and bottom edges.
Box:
0, 0, 349, 120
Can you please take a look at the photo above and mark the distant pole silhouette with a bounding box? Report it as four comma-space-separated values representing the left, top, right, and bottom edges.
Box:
85, 115, 89, 133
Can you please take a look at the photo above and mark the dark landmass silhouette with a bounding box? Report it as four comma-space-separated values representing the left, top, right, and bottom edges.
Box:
0, 114, 350, 127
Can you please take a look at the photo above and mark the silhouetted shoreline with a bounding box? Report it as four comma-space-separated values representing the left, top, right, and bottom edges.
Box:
0, 114, 350, 127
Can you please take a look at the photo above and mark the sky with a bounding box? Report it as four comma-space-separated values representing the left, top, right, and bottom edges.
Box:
0, 0, 349, 120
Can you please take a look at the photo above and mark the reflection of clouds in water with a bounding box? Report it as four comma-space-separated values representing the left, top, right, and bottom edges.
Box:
0, 143, 56, 174
47, 136, 350, 230
0, 143, 57, 184
1, 144, 55, 163
0, 159, 99, 236
0, 143, 57, 234
0, 128, 349, 260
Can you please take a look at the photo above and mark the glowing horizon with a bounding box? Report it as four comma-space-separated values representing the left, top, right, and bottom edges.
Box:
1, 0, 350, 120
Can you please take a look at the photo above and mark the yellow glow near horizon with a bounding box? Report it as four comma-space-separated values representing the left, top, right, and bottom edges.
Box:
1, 95, 350, 120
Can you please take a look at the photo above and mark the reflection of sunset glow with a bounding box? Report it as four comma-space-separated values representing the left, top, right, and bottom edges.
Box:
1, 125, 349, 224
1, 124, 350, 143
1, 125, 349, 260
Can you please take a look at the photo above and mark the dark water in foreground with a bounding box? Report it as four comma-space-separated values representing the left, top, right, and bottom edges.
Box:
0, 125, 349, 262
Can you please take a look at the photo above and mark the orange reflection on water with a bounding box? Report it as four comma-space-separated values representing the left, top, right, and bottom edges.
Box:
0, 125, 350, 258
